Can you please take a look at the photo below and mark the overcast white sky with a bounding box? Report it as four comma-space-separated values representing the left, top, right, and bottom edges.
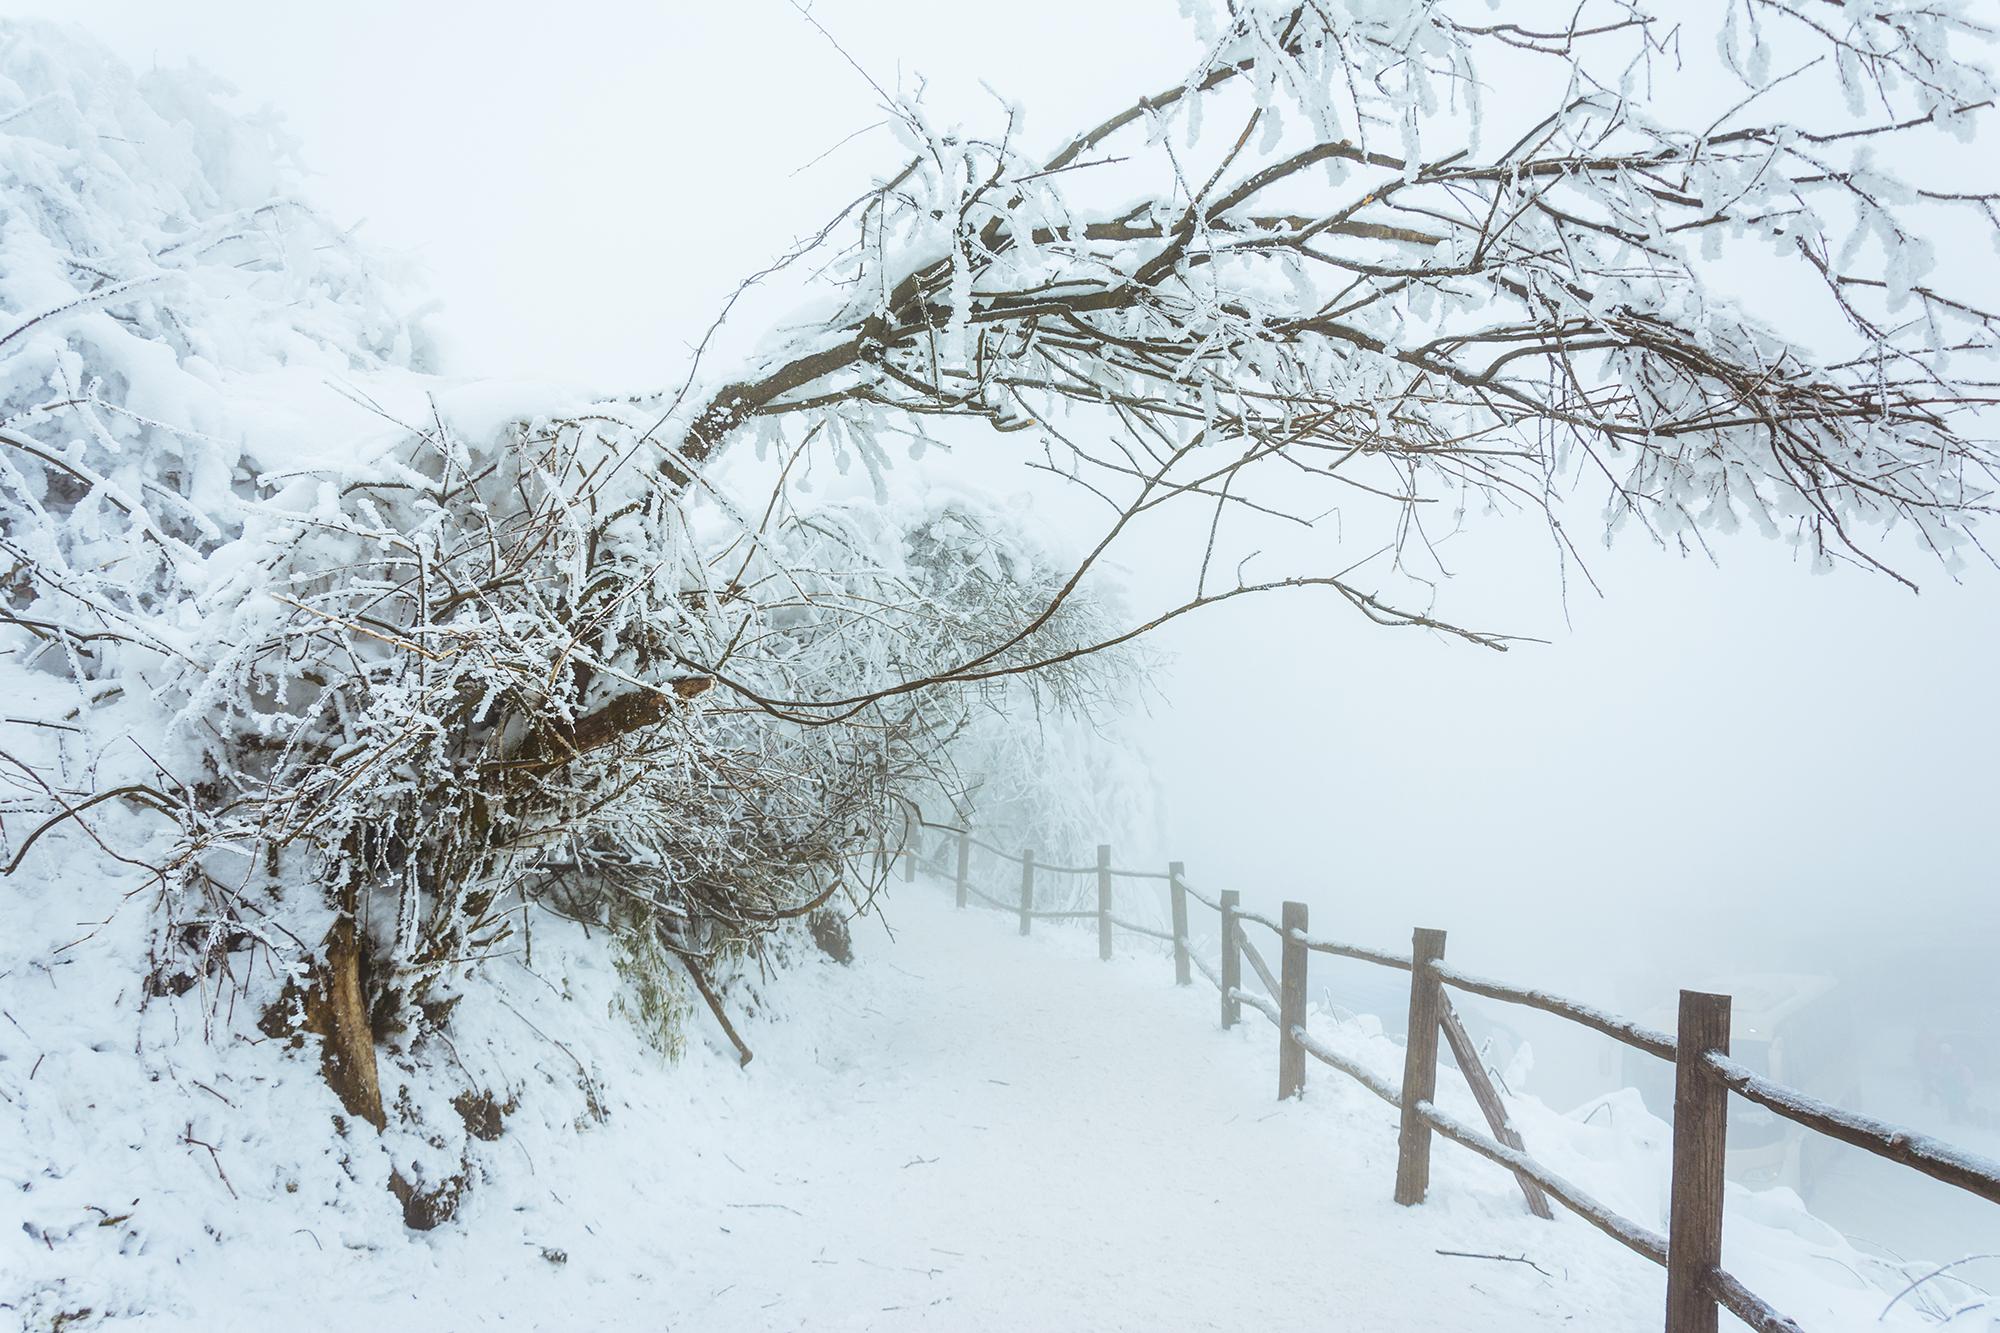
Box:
26, 0, 1997, 1015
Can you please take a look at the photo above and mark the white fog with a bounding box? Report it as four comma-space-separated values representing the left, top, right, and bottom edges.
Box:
4, 1, 1995, 1327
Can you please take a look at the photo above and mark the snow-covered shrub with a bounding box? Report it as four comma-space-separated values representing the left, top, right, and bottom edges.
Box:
868, 499, 1158, 855
0, 19, 1140, 1212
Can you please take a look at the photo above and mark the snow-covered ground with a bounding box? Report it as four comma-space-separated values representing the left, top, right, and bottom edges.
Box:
9, 868, 1977, 1331
5, 14, 1996, 1332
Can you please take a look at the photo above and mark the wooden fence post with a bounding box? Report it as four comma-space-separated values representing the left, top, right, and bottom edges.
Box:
1438, 996, 1554, 1219
1666, 990, 1732, 1333
1168, 861, 1191, 985
1394, 927, 1448, 1205
1018, 850, 1034, 936
1278, 901, 1309, 1098
954, 831, 970, 909
1097, 844, 1113, 961
1220, 889, 1242, 1029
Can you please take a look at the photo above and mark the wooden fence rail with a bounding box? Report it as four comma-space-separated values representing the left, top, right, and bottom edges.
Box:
1237, 932, 1281, 1000
1703, 1053, 2000, 1207
895, 823, 2000, 1333
1433, 960, 1677, 1062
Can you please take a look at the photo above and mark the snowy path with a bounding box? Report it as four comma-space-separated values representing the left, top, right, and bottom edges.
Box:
625, 883, 1664, 1332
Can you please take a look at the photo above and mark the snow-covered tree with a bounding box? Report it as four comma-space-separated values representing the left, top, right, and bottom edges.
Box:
4, 0, 1996, 1220
667, 0, 1996, 668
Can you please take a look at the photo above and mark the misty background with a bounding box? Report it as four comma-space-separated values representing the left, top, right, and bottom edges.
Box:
27, 0, 1995, 1265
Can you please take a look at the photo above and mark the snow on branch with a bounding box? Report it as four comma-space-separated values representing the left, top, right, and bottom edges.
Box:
655, 0, 2000, 705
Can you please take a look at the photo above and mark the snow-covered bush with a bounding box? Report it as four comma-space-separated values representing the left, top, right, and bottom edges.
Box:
0, 19, 1140, 1219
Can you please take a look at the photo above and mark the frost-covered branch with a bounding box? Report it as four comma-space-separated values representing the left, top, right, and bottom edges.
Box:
665, 0, 2000, 709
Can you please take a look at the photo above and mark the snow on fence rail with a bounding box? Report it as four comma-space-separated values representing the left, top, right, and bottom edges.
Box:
1704, 1053, 2000, 1208
1431, 960, 1677, 1063
889, 822, 2000, 1333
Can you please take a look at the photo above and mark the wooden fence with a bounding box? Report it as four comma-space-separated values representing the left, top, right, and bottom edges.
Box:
892, 827, 2000, 1333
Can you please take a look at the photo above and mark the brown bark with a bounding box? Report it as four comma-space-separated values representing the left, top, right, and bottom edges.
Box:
303, 915, 386, 1130
499, 675, 713, 773
680, 956, 754, 1068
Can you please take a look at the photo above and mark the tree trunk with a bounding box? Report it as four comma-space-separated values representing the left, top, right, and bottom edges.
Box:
304, 914, 386, 1130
